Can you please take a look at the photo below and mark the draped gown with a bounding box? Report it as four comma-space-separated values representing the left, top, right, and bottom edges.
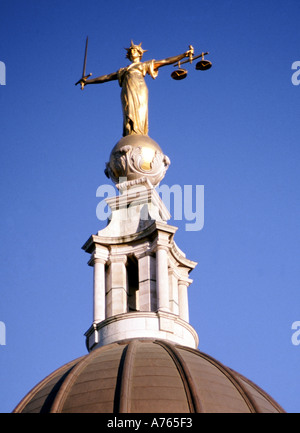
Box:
118, 60, 158, 136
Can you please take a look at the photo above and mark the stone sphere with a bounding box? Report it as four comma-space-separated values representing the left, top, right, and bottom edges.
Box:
104, 135, 170, 187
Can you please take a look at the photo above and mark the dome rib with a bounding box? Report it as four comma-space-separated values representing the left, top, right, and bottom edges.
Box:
154, 340, 203, 413
12, 356, 84, 413
49, 343, 119, 413
178, 346, 261, 413
116, 339, 138, 413
229, 368, 285, 413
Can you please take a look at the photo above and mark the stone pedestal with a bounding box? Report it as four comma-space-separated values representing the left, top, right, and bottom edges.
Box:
82, 175, 197, 350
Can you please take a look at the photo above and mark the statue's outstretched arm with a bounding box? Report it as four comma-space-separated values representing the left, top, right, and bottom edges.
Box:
85, 71, 118, 85
153, 47, 194, 69
77, 71, 118, 89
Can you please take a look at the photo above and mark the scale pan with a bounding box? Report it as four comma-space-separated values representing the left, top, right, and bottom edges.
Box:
171, 68, 188, 80
196, 60, 212, 70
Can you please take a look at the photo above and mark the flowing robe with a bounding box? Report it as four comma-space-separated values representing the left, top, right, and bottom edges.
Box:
118, 60, 158, 136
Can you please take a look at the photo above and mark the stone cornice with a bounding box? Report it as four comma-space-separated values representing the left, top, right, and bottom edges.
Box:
83, 221, 197, 272
82, 221, 177, 251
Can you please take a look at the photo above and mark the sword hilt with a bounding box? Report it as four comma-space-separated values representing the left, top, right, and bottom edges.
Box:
75, 73, 92, 89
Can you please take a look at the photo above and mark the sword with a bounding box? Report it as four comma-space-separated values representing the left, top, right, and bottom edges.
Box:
75, 36, 92, 89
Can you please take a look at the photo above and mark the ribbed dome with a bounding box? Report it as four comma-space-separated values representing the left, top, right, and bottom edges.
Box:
13, 339, 284, 413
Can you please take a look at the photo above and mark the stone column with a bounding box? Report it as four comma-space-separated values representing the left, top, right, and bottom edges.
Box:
106, 255, 128, 317
93, 258, 106, 323
178, 280, 190, 322
156, 246, 170, 312
168, 269, 179, 315
137, 252, 156, 312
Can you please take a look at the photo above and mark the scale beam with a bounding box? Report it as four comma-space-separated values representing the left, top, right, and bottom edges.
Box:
171, 50, 212, 79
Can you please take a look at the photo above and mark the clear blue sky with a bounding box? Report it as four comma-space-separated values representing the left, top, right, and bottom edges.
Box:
0, 0, 299, 413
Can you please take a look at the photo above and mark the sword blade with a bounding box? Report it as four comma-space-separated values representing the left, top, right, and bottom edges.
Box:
82, 36, 89, 78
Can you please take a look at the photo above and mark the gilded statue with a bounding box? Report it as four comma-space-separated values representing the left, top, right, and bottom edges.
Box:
76, 41, 196, 137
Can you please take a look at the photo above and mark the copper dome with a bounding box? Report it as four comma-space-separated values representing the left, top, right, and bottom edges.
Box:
13, 338, 284, 413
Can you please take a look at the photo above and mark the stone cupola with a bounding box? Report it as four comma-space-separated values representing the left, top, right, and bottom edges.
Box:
82, 134, 198, 351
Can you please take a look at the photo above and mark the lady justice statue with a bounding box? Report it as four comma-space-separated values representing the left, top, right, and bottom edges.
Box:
77, 40, 196, 137
76, 40, 211, 187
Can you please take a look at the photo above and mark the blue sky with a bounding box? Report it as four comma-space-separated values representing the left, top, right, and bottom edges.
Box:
0, 0, 299, 413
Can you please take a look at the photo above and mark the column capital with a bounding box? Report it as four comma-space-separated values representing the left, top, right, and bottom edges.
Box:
134, 249, 154, 260
93, 257, 107, 265
154, 243, 170, 253
178, 278, 193, 288
87, 246, 109, 267
88, 255, 107, 267
107, 255, 127, 266
152, 227, 172, 251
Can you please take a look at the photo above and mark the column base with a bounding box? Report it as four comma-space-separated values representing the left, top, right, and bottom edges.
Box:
84, 311, 199, 352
